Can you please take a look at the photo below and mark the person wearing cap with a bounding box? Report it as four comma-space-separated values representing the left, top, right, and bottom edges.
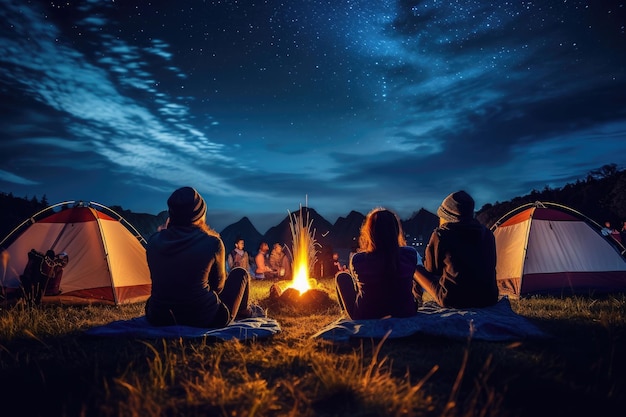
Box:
145, 186, 258, 328
413, 190, 498, 308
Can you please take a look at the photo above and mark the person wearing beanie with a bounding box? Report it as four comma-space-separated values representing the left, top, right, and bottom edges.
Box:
145, 186, 261, 328
166, 186, 207, 226
413, 190, 499, 308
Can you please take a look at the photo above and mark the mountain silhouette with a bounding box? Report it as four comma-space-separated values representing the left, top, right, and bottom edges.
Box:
331, 210, 365, 250
218, 207, 438, 273
0, 195, 437, 263
402, 208, 439, 250
3, 164, 623, 264
263, 207, 334, 251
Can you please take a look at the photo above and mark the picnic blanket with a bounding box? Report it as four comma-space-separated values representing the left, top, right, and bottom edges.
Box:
85, 316, 281, 341
313, 297, 548, 342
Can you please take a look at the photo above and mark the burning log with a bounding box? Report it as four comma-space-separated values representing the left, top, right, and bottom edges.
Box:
269, 280, 334, 311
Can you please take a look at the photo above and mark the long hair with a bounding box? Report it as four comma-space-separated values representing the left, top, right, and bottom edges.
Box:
193, 217, 220, 238
358, 207, 406, 274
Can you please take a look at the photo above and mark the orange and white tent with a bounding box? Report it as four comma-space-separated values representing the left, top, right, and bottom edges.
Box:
1, 201, 151, 305
491, 202, 626, 298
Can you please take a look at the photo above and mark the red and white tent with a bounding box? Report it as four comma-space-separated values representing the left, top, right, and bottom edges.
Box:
1, 201, 151, 305
491, 202, 626, 298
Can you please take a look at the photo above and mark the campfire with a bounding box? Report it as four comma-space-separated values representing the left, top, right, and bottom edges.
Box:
269, 205, 333, 310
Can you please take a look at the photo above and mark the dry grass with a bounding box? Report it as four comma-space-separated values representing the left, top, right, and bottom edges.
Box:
1, 281, 625, 417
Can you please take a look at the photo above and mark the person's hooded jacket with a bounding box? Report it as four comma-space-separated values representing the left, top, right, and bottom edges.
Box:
146, 224, 227, 326
417, 219, 498, 308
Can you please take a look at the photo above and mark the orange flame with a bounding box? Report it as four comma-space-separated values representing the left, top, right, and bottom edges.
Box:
286, 205, 319, 294
290, 226, 312, 293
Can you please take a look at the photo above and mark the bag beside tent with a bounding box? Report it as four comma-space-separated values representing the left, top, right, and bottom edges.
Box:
491, 202, 626, 298
1, 201, 151, 305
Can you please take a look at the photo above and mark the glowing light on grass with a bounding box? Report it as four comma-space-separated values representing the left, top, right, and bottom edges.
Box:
287, 205, 320, 294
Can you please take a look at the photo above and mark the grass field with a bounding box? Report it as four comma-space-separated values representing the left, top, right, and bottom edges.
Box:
1, 277, 625, 417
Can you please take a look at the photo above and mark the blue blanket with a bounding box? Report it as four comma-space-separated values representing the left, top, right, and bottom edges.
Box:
313, 298, 548, 342
85, 316, 281, 341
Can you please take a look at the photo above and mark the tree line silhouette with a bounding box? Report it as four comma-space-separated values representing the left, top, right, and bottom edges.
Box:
475, 163, 626, 228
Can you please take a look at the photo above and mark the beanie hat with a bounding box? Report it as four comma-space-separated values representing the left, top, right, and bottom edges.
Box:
437, 190, 475, 223
167, 187, 207, 226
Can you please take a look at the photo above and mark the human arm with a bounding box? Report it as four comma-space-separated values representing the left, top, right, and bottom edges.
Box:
414, 264, 445, 305
422, 231, 438, 272
414, 231, 448, 306
208, 238, 227, 293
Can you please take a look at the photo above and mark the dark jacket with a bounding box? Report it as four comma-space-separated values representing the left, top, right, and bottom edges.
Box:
418, 220, 498, 308
145, 225, 229, 327
349, 246, 420, 319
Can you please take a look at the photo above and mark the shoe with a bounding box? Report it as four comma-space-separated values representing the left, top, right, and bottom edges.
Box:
236, 304, 266, 319
249, 304, 266, 317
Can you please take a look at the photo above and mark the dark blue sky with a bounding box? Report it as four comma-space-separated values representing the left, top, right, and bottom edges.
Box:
1, 0, 625, 232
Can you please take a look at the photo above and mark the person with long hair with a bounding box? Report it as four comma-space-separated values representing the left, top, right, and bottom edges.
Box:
335, 207, 422, 319
145, 186, 258, 328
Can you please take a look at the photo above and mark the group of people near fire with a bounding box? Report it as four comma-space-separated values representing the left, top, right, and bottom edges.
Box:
226, 238, 292, 281
144, 186, 499, 327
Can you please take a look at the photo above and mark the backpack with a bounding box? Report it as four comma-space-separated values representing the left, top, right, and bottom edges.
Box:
20, 249, 57, 305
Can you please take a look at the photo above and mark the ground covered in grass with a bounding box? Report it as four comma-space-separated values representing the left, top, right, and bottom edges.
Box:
1, 278, 625, 417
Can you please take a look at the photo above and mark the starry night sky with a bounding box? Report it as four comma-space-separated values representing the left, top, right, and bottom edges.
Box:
1, 0, 625, 232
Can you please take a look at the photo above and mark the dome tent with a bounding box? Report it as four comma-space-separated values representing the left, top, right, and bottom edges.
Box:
491, 201, 626, 298
1, 201, 151, 305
